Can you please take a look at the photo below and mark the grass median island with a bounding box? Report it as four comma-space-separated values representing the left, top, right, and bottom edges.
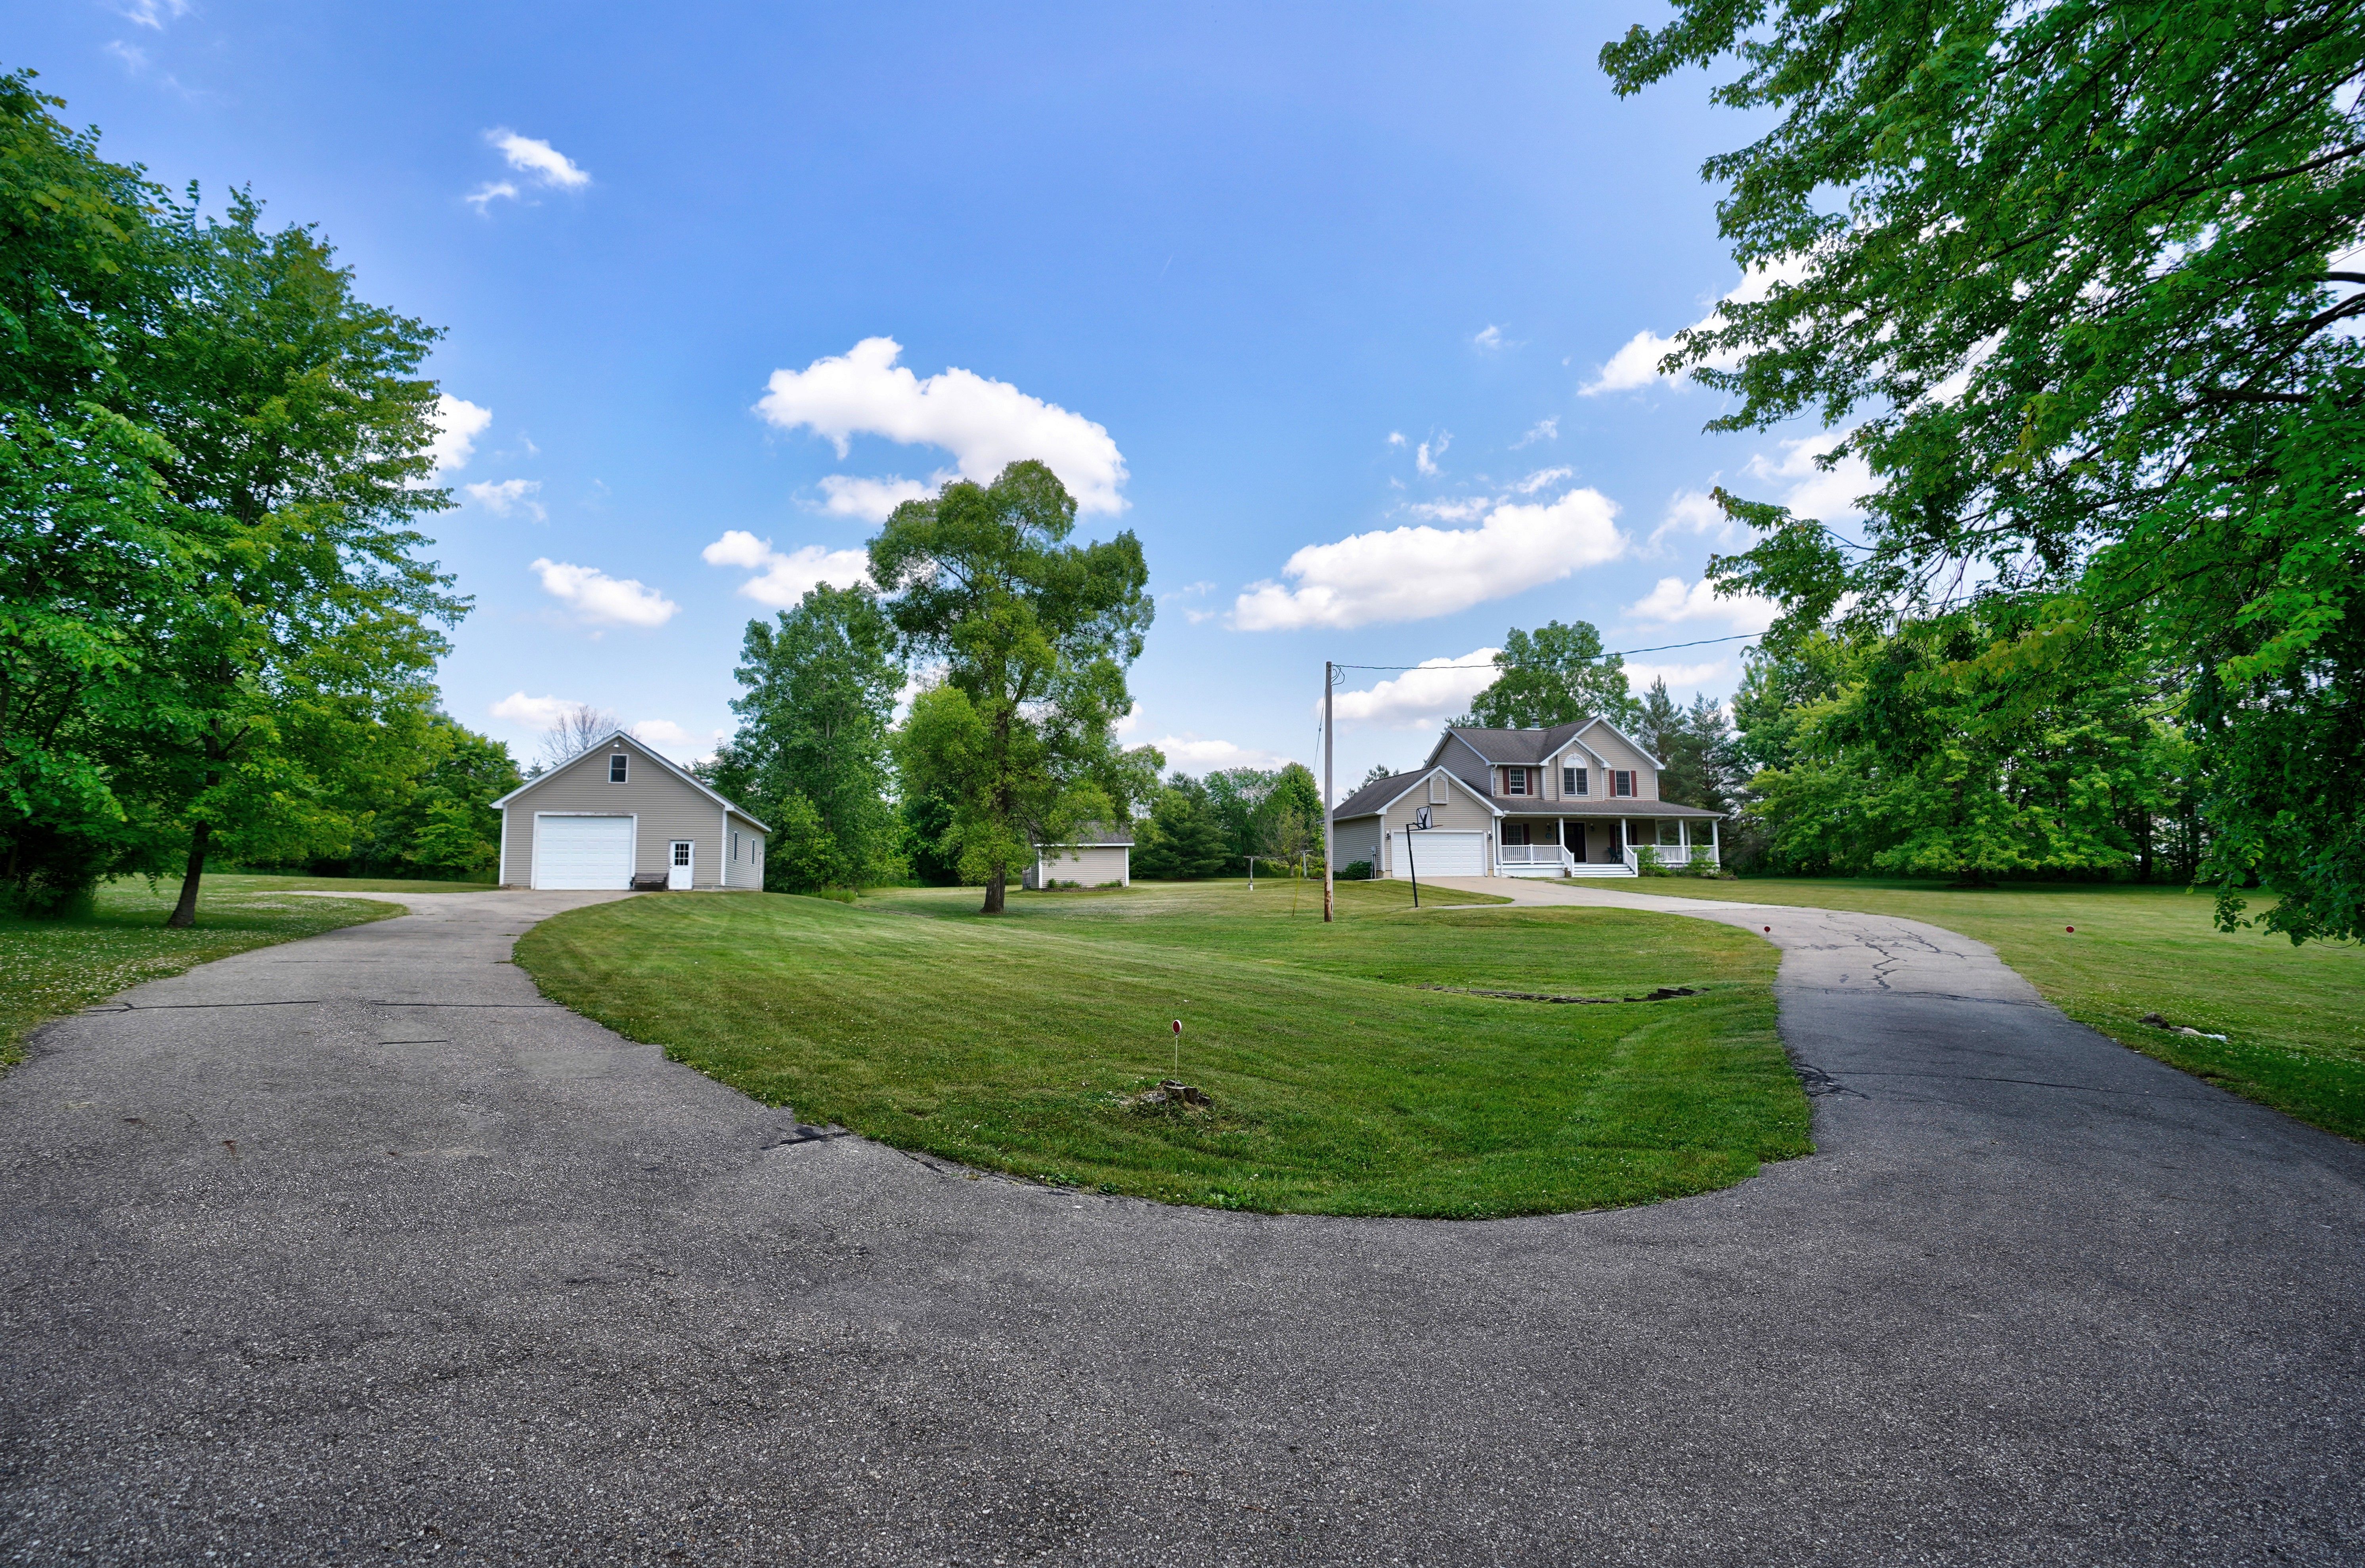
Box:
515, 879, 1807, 1218
1640, 878, 2365, 1140
0, 874, 435, 1071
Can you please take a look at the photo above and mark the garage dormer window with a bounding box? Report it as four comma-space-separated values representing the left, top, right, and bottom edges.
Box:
608, 753, 628, 783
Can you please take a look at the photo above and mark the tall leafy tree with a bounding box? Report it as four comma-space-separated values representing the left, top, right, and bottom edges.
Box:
127, 194, 462, 926
1603, 0, 2365, 938
1465, 620, 1644, 729
714, 583, 904, 890
874, 462, 1157, 913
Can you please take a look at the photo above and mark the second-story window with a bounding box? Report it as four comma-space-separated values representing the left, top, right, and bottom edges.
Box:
608, 753, 629, 783
1611, 770, 1635, 797
1506, 767, 1527, 795
1565, 766, 1587, 796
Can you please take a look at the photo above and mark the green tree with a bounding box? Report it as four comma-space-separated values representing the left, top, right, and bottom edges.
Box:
874, 462, 1157, 913
343, 713, 518, 880
717, 584, 904, 890
1131, 776, 1230, 881
1265, 761, 1326, 866
1465, 620, 1643, 730
1638, 678, 1738, 812
128, 193, 461, 926
1202, 766, 1275, 869
1603, 0, 2365, 939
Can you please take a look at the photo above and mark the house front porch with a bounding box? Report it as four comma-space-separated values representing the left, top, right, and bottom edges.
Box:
1495, 813, 1723, 878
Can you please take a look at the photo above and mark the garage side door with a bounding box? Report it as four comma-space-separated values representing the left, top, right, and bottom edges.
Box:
1393, 831, 1487, 877
533, 815, 633, 890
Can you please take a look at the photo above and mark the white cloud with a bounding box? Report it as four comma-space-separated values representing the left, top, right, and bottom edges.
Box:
1162, 581, 1220, 624
463, 477, 545, 521
816, 472, 939, 522
489, 691, 579, 730
1581, 256, 1814, 395
1114, 702, 1144, 736
1621, 660, 1728, 693
1472, 325, 1505, 351
1647, 489, 1733, 552
1747, 433, 1873, 521
530, 558, 678, 628
1232, 487, 1627, 631
1415, 433, 1450, 476
1150, 734, 1293, 771
118, 0, 189, 28
465, 181, 519, 212
1625, 575, 1779, 634
1512, 416, 1558, 447
702, 529, 872, 607
1327, 649, 1501, 730
488, 129, 591, 189
1387, 431, 1407, 447
755, 337, 1128, 515
1405, 497, 1494, 522
426, 395, 493, 475
1507, 465, 1573, 495
630, 719, 692, 749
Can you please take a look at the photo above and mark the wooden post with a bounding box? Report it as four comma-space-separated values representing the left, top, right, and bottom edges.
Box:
1322, 659, 1335, 923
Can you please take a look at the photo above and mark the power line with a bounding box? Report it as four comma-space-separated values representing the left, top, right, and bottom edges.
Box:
1329, 630, 1763, 673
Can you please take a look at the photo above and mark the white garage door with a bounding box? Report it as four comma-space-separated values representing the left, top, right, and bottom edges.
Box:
1393, 831, 1487, 877
533, 815, 633, 890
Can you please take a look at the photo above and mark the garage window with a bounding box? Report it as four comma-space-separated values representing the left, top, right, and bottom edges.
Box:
608, 753, 628, 783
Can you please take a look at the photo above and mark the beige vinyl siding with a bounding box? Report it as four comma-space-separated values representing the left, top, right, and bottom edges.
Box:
501, 744, 731, 888
1578, 726, 1659, 801
722, 810, 767, 889
1034, 845, 1130, 887
1332, 816, 1385, 872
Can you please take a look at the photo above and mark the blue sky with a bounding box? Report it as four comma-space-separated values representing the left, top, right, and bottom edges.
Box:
22, 1, 1859, 790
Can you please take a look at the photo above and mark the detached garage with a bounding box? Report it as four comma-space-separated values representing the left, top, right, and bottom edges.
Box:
491, 728, 770, 892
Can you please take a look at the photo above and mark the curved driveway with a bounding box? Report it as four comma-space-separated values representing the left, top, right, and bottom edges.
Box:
4, 884, 2361, 1566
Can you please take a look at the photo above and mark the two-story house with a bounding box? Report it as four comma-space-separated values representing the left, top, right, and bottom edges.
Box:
1329, 718, 1724, 879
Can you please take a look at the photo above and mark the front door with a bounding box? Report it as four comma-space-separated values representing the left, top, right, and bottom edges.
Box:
667, 840, 694, 890
1565, 821, 1585, 860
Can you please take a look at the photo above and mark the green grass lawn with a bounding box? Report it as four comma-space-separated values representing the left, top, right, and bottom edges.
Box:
515, 878, 1809, 1218
1637, 877, 2365, 1140
0, 873, 440, 1070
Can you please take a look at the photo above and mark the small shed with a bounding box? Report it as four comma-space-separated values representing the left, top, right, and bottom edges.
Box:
491, 729, 769, 892
1022, 823, 1134, 890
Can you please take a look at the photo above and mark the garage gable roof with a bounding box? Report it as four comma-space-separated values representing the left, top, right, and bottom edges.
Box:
489, 728, 770, 833
1330, 764, 1502, 821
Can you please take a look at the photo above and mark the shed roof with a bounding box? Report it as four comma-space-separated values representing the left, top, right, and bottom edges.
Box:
488, 728, 770, 833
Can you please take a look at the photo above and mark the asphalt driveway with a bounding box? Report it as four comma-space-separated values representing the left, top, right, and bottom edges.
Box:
2, 884, 2360, 1566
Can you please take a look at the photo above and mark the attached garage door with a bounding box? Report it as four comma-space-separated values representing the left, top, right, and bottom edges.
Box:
1393, 831, 1487, 877
533, 815, 633, 890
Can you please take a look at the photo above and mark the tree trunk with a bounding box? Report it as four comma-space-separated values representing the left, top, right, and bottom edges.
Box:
981, 865, 1006, 915
167, 821, 211, 929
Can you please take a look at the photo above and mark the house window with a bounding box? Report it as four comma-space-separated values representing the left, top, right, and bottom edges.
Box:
732, 831, 740, 862
672, 842, 692, 868
1505, 767, 1527, 796
1611, 770, 1635, 797
1503, 823, 1531, 846
1565, 766, 1587, 796
608, 754, 629, 783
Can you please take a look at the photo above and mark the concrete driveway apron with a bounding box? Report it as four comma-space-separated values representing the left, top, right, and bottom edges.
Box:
3, 884, 2360, 1566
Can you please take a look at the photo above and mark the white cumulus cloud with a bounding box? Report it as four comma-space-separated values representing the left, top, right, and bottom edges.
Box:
1581, 256, 1814, 395
816, 473, 940, 522
531, 558, 677, 628
1625, 575, 1779, 634
1747, 432, 1874, 521
756, 337, 1128, 516
463, 477, 544, 520
1415, 433, 1450, 476
702, 529, 872, 607
426, 395, 493, 476
1232, 488, 1627, 632
630, 718, 693, 750
1512, 416, 1558, 447
1327, 649, 1502, 730
1647, 489, 1734, 552
489, 691, 581, 729
1149, 734, 1294, 771
465, 181, 519, 213
1472, 325, 1505, 351
488, 129, 591, 189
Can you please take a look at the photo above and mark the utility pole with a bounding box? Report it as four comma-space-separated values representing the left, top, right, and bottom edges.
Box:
1322, 659, 1336, 923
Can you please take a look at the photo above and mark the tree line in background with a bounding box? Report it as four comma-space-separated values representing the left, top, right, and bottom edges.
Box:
0, 70, 514, 919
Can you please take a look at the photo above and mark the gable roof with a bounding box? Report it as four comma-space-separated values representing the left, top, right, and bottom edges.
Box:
1424, 719, 1665, 773
1331, 764, 1502, 821
489, 728, 771, 833
1570, 716, 1667, 772
1036, 821, 1134, 848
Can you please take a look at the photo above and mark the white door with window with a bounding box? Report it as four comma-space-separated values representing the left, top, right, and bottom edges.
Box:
667, 840, 694, 890
533, 815, 633, 890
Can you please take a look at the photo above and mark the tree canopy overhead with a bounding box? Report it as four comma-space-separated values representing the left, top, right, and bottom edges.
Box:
1464, 620, 1644, 731
1604, 0, 2365, 940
